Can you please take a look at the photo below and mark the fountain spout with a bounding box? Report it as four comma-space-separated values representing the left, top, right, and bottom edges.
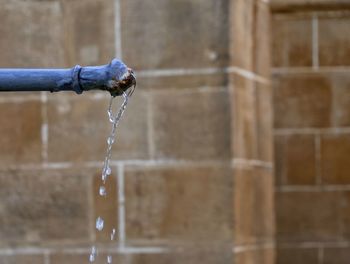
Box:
0, 58, 136, 97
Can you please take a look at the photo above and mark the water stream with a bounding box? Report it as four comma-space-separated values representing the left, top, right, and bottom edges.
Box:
89, 90, 132, 263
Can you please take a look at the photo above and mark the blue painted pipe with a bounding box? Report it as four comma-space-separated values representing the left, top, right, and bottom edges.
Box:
0, 58, 136, 97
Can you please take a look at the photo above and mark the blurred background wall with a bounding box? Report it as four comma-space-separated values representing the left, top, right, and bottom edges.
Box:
271, 1, 350, 264
0, 0, 348, 264
0, 0, 275, 263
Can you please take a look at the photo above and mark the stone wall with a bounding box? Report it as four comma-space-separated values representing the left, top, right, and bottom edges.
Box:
271, 1, 350, 263
0, 0, 274, 263
230, 0, 275, 263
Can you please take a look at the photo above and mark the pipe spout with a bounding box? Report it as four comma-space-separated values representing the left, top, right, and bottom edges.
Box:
0, 59, 136, 97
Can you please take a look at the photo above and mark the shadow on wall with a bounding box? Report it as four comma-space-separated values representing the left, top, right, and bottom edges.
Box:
272, 1, 350, 264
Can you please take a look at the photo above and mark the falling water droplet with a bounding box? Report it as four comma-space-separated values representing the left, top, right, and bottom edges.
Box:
96, 217, 104, 231
99, 186, 106, 196
89, 254, 95, 262
110, 228, 116, 240
107, 255, 112, 264
107, 136, 114, 145
89, 246, 97, 262
108, 111, 114, 123
102, 166, 111, 182
102, 172, 107, 182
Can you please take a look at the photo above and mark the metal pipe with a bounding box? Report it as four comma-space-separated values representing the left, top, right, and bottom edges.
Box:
0, 58, 136, 97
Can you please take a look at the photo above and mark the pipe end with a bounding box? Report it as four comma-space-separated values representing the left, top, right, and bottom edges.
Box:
107, 59, 136, 97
